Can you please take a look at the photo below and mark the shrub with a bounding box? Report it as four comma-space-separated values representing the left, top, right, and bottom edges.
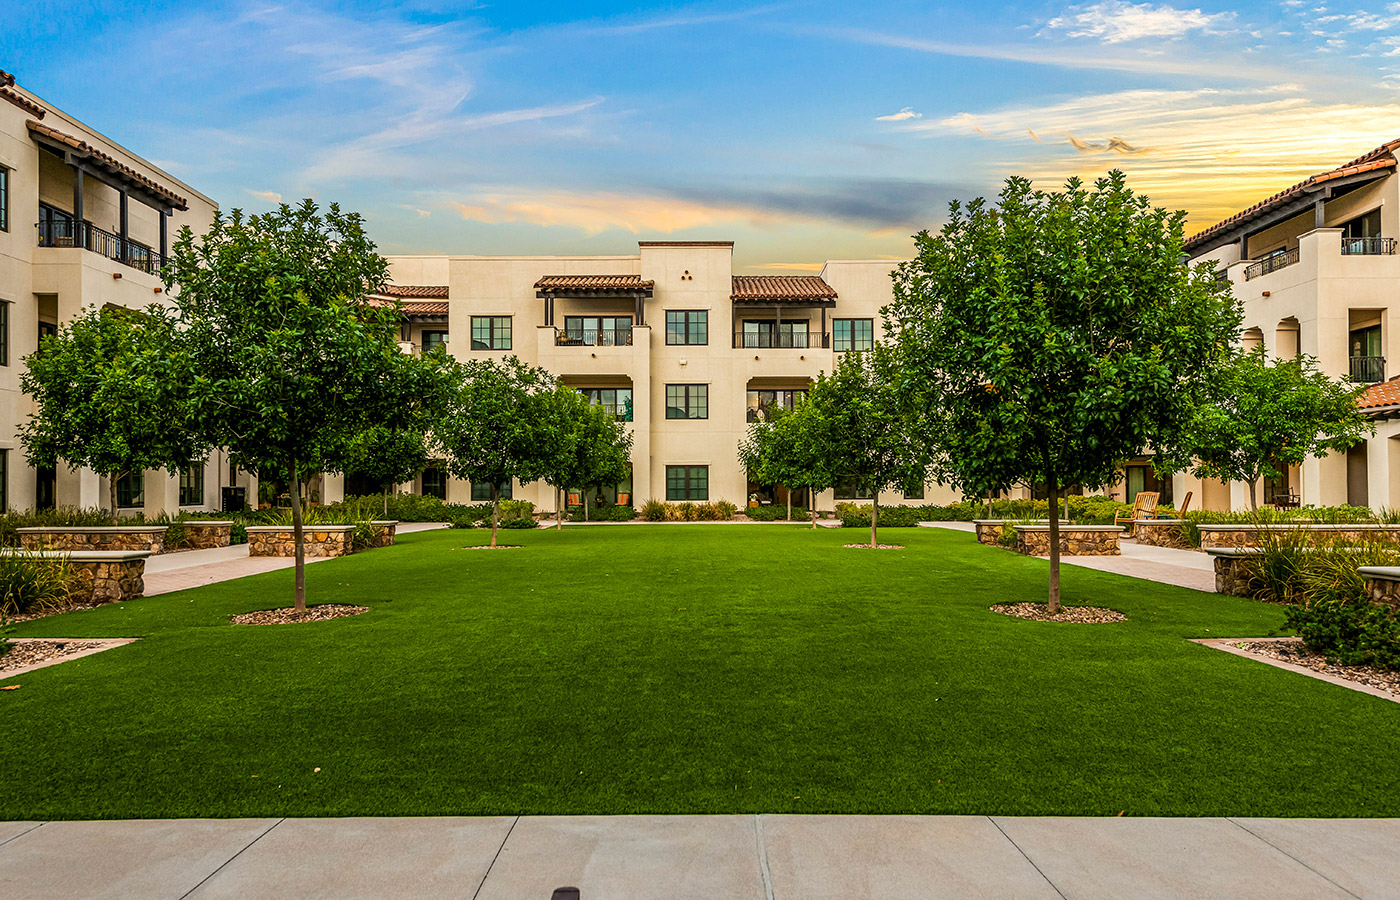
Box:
350, 521, 386, 552
746, 505, 810, 522
568, 505, 637, 522
640, 499, 667, 522
0, 507, 137, 548
0, 552, 72, 616
639, 500, 737, 522
0, 614, 11, 658
1286, 596, 1400, 670
836, 504, 928, 528
494, 499, 537, 529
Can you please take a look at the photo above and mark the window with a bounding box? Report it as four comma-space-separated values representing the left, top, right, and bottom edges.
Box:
0, 167, 8, 233
36, 465, 54, 511
470, 316, 512, 350
0, 301, 9, 366
903, 482, 924, 500
581, 387, 633, 422
1342, 209, 1382, 240
0, 450, 7, 513
116, 471, 144, 508
834, 476, 873, 500
665, 384, 708, 419
179, 464, 204, 506
38, 203, 76, 247
471, 479, 512, 501
746, 389, 806, 422
562, 316, 632, 346
421, 331, 448, 354
666, 465, 708, 501
741, 320, 809, 349
833, 318, 874, 352
421, 462, 446, 500
665, 310, 707, 345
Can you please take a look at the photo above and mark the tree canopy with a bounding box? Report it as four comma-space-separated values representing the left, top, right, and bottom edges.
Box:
738, 398, 836, 528
886, 171, 1241, 610
540, 386, 633, 528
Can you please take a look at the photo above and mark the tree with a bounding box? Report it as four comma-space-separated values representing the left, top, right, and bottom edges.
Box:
886, 172, 1241, 612
805, 347, 927, 547
437, 356, 563, 546
737, 399, 835, 528
333, 426, 432, 516
1175, 347, 1371, 509
166, 200, 434, 612
20, 304, 205, 523
541, 387, 634, 529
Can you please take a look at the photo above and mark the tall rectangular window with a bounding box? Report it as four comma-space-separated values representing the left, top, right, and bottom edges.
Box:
563, 316, 632, 346
0, 450, 7, 513
665, 384, 708, 419
471, 479, 513, 501
581, 387, 633, 422
0, 301, 9, 366
0, 167, 8, 233
116, 471, 144, 508
470, 316, 511, 350
666, 465, 708, 501
421, 330, 448, 354
833, 318, 874, 352
665, 310, 707, 345
421, 462, 446, 500
179, 464, 205, 506
746, 389, 806, 422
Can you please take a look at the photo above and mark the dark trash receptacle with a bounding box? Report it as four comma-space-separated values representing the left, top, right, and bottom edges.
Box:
221, 486, 247, 513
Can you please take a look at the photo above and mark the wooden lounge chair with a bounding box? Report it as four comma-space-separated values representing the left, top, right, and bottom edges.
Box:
1176, 490, 1192, 518
1115, 491, 1160, 529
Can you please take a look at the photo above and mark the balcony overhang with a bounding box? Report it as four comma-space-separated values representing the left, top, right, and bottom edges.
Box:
731, 275, 837, 307
28, 120, 188, 212
534, 274, 653, 299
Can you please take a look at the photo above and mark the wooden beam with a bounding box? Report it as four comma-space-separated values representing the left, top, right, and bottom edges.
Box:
71, 165, 84, 244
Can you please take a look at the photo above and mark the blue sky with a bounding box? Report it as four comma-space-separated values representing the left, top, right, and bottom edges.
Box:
5, 1, 1400, 270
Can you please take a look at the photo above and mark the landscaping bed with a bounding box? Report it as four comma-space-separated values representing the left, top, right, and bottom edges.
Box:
230, 605, 368, 625
1225, 638, 1400, 698
991, 603, 1125, 624
0, 638, 119, 675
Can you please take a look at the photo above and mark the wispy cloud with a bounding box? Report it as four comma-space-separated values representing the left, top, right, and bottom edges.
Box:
1041, 1, 1235, 43
748, 261, 826, 271
449, 189, 792, 235
246, 189, 282, 203
580, 3, 788, 35
876, 107, 922, 121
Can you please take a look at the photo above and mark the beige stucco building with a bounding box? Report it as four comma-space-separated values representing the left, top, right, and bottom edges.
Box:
0, 69, 252, 516
1185, 138, 1400, 511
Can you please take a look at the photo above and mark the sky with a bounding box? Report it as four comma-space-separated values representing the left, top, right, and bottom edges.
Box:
4, 1, 1400, 271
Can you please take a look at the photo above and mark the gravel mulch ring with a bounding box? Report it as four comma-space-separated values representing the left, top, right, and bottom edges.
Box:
230, 605, 369, 626
460, 545, 523, 550
843, 544, 905, 550
1, 639, 116, 675
1229, 638, 1400, 697
7, 602, 104, 624
991, 602, 1126, 624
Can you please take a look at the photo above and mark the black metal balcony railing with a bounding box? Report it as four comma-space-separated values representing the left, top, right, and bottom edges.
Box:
555, 327, 633, 347
1243, 248, 1300, 281
1350, 355, 1386, 384
1340, 236, 1398, 256
733, 331, 830, 349
37, 219, 165, 275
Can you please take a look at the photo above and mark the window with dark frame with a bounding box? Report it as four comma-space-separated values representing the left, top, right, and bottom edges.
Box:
0, 301, 9, 366
580, 387, 633, 422
665, 310, 708, 345
421, 330, 448, 354
0, 449, 7, 513
666, 465, 708, 501
746, 389, 806, 422
179, 464, 204, 506
116, 471, 144, 509
471, 479, 513, 501
563, 316, 632, 346
665, 383, 708, 419
421, 462, 447, 500
470, 316, 512, 350
0, 167, 8, 233
833, 318, 874, 352
834, 476, 873, 500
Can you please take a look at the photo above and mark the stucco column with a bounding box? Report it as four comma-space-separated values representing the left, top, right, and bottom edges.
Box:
1301, 451, 1348, 507
1366, 433, 1391, 511
322, 472, 345, 505
145, 468, 179, 517
629, 325, 652, 504
1229, 479, 1253, 512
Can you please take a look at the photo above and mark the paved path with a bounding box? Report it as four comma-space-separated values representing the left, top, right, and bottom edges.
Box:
143, 523, 449, 596
0, 815, 1395, 899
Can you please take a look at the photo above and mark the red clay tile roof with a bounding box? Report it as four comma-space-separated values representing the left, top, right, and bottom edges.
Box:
1359, 375, 1400, 411
0, 70, 13, 87
1186, 139, 1400, 251
0, 87, 44, 118
534, 274, 654, 293
27, 120, 187, 210
731, 275, 838, 302
400, 301, 448, 316
379, 284, 449, 299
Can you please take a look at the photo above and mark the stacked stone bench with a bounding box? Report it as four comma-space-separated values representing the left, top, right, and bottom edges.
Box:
180, 521, 234, 549
368, 520, 398, 548
1204, 547, 1263, 596
1359, 566, 1400, 610
1132, 519, 1192, 549
1198, 523, 1400, 550
246, 525, 355, 558
0, 548, 149, 603
17, 526, 167, 555
972, 519, 1049, 546
1013, 524, 1124, 557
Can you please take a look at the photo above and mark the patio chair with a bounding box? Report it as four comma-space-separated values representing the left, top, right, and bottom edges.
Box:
1175, 490, 1193, 518
1114, 491, 1160, 529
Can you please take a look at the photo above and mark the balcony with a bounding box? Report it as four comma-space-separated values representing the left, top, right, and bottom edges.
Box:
732, 330, 829, 349
1350, 355, 1386, 384
37, 218, 165, 276
555, 326, 633, 347
1340, 236, 1397, 256
1243, 248, 1299, 281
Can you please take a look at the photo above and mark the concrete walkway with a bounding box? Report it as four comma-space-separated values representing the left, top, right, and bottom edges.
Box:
0, 815, 1395, 899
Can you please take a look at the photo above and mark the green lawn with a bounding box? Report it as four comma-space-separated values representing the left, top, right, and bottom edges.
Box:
2, 525, 1397, 820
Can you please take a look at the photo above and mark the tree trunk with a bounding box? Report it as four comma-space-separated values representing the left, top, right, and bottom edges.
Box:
810, 492, 817, 529
108, 471, 122, 525
382, 486, 389, 518
986, 492, 993, 519
557, 486, 564, 530
786, 488, 792, 522
584, 490, 590, 523
291, 461, 306, 613
1047, 476, 1062, 615
1248, 479, 1258, 512
490, 482, 500, 548
871, 493, 879, 548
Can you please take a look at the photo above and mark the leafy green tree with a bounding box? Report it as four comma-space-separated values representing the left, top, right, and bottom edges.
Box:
541, 387, 634, 528
886, 172, 1241, 611
334, 426, 432, 516
165, 200, 433, 612
1176, 347, 1370, 510
738, 400, 835, 528
805, 347, 927, 547
437, 356, 562, 546
20, 304, 205, 523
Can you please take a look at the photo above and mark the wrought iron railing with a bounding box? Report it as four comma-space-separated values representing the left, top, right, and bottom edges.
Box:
1243, 248, 1299, 281
1350, 355, 1386, 384
1340, 236, 1397, 256
732, 330, 829, 349
36, 218, 164, 275
555, 327, 633, 347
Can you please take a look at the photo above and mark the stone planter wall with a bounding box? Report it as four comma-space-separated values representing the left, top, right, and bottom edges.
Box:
1360, 567, 1400, 610
246, 526, 354, 558
1014, 525, 1123, 557
972, 520, 1049, 546
1197, 524, 1400, 550
17, 526, 167, 555
0, 549, 148, 603
1132, 519, 1192, 550
366, 520, 398, 549
1207, 549, 1258, 596
180, 521, 232, 550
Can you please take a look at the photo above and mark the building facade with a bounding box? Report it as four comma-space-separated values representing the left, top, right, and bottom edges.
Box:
0, 70, 249, 516
1185, 138, 1400, 511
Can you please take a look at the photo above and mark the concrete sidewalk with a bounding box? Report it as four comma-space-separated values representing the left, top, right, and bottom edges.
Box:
0, 815, 1395, 899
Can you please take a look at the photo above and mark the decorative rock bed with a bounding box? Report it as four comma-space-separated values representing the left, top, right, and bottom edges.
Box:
1197, 523, 1400, 550
972, 519, 1049, 546
1013, 524, 1123, 557
17, 526, 167, 555
0, 549, 149, 603
843, 543, 905, 550
180, 521, 233, 550
230, 605, 368, 625
1131, 519, 1192, 549
991, 603, 1125, 623
245, 525, 355, 558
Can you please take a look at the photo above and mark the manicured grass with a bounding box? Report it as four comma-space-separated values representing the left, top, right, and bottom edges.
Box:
1, 525, 1397, 819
